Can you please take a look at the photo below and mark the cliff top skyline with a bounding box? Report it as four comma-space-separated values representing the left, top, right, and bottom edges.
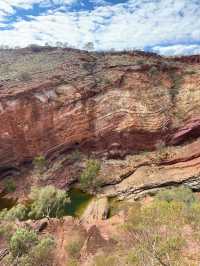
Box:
0, 0, 200, 55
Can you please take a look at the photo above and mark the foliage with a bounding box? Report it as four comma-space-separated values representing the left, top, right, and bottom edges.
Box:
6, 228, 55, 266
66, 258, 79, 266
83, 42, 94, 51
148, 65, 159, 76
79, 159, 101, 191
10, 228, 38, 257
33, 155, 47, 173
4, 179, 16, 193
67, 150, 81, 162
3, 203, 28, 221
169, 72, 183, 102
66, 239, 83, 259
156, 186, 196, 206
28, 185, 69, 219
28, 236, 55, 266
18, 71, 32, 81
0, 223, 13, 241
92, 254, 119, 266
28, 44, 44, 53
123, 187, 200, 265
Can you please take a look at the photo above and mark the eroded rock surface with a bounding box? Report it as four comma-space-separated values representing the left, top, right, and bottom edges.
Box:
0, 48, 200, 198
81, 197, 109, 224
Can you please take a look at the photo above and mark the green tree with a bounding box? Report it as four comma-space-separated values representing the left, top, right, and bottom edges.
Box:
4, 203, 28, 221
10, 228, 38, 257
29, 236, 55, 266
29, 185, 70, 219
6, 229, 55, 266
79, 159, 101, 191
156, 186, 196, 206
33, 155, 47, 174
4, 179, 16, 193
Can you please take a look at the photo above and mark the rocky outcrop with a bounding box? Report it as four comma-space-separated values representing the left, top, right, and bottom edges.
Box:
81, 197, 109, 224
80, 225, 116, 258
0, 48, 200, 198
99, 138, 200, 199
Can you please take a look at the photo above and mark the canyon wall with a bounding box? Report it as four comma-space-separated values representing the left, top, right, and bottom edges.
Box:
0, 48, 200, 197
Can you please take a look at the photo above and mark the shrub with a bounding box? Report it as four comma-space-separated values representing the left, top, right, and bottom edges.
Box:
29, 185, 70, 219
136, 59, 145, 65
156, 186, 196, 206
7, 228, 55, 266
4, 203, 28, 221
0, 223, 13, 241
28, 44, 44, 53
18, 72, 32, 81
79, 159, 101, 191
67, 150, 81, 162
66, 258, 79, 266
33, 155, 47, 173
10, 228, 38, 257
66, 239, 82, 259
125, 199, 186, 266
93, 254, 119, 266
148, 66, 158, 76
4, 179, 16, 193
29, 236, 55, 266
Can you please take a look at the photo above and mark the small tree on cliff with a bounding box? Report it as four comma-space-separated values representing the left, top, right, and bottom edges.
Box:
83, 42, 94, 51
28, 185, 70, 219
79, 159, 101, 191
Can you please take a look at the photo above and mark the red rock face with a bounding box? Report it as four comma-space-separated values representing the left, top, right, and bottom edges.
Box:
0, 49, 200, 175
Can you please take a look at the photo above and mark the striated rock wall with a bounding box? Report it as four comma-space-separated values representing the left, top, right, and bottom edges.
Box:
0, 48, 200, 196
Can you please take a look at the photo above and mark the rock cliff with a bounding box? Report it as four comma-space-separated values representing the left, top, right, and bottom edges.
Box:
0, 47, 200, 198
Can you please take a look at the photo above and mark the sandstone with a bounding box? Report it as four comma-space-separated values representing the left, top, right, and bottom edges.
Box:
81, 197, 109, 224
80, 225, 116, 258
0, 48, 200, 200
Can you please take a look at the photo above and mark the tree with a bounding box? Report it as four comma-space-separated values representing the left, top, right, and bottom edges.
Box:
29, 237, 55, 266
29, 185, 70, 219
79, 159, 101, 191
83, 42, 94, 51
4, 203, 28, 221
33, 155, 47, 174
7, 228, 55, 266
10, 228, 38, 257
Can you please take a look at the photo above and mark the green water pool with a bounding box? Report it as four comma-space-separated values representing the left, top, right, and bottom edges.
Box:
0, 189, 92, 218
66, 188, 93, 217
0, 193, 17, 211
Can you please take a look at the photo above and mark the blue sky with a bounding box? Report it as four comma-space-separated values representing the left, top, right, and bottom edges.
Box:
0, 0, 200, 55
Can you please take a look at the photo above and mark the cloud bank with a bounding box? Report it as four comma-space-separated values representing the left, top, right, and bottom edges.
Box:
0, 0, 200, 55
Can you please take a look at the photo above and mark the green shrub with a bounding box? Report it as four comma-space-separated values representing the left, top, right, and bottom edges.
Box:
156, 186, 196, 206
29, 185, 69, 219
125, 199, 186, 265
10, 228, 38, 257
33, 155, 47, 173
79, 159, 101, 191
66, 258, 79, 266
67, 150, 81, 162
29, 236, 55, 266
4, 204, 28, 221
66, 239, 82, 259
148, 66, 158, 76
93, 254, 119, 266
0, 223, 13, 241
18, 71, 32, 81
7, 228, 55, 266
136, 59, 145, 65
4, 179, 16, 193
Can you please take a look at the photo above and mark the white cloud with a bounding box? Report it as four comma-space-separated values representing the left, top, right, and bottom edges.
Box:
0, 0, 200, 55
1, 0, 77, 11
152, 44, 200, 56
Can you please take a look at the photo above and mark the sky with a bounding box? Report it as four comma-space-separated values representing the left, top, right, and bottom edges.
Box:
0, 0, 200, 55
